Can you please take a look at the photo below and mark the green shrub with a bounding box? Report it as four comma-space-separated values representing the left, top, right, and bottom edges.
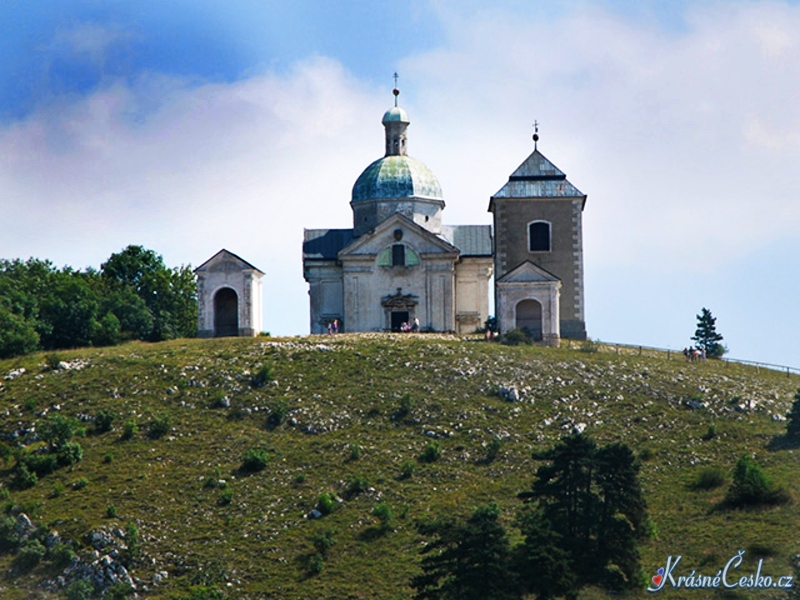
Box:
51, 483, 64, 498
0, 514, 20, 552
725, 455, 789, 507
308, 552, 325, 574
23, 452, 58, 476
94, 409, 116, 434
39, 414, 80, 450
372, 503, 393, 529
106, 504, 118, 518
399, 460, 415, 479
501, 328, 530, 346
50, 541, 75, 567
209, 391, 229, 409
0, 442, 12, 463
310, 529, 336, 557
251, 363, 272, 388
121, 419, 137, 440
345, 475, 369, 499
266, 400, 288, 429
72, 477, 89, 490
348, 443, 362, 461
23, 398, 37, 412
44, 353, 63, 371
241, 448, 269, 473
693, 465, 726, 490
317, 493, 337, 516
294, 474, 307, 485
702, 424, 717, 441
13, 464, 38, 489
485, 438, 503, 462
147, 413, 172, 439
218, 489, 234, 506
103, 453, 114, 464
203, 468, 225, 489
419, 441, 442, 463
56, 442, 83, 467
65, 578, 94, 600
395, 395, 413, 419
125, 522, 139, 559
14, 538, 45, 571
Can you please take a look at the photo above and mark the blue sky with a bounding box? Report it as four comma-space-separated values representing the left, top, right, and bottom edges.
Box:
1, 1, 799, 368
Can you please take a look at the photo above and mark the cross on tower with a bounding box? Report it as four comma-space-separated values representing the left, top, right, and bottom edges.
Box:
392, 72, 400, 106
533, 120, 540, 150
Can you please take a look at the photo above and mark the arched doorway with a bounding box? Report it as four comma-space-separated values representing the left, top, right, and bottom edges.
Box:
515, 299, 542, 340
214, 288, 239, 337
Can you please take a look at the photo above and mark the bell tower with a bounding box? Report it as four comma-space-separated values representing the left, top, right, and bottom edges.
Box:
489, 128, 587, 342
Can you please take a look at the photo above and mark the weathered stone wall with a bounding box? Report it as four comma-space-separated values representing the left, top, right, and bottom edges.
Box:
454, 257, 493, 334
493, 197, 585, 338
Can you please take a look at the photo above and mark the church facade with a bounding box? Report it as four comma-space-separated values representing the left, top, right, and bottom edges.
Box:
302, 93, 493, 334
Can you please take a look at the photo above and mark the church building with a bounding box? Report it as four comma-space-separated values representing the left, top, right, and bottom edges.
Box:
197, 88, 588, 342
302, 89, 494, 334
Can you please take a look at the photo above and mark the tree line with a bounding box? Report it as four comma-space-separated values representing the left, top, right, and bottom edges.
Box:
0, 245, 196, 358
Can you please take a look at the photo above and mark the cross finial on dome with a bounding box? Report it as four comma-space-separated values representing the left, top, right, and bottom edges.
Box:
393, 72, 400, 107
533, 120, 540, 150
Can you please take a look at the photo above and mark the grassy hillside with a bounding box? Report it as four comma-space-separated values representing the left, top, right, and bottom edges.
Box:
0, 334, 798, 599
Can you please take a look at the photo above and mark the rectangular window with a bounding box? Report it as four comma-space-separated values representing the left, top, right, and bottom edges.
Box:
529, 222, 551, 252
392, 244, 406, 266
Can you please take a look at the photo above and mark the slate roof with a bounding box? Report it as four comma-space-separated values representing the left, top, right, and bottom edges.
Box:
492, 149, 585, 199
303, 229, 355, 260
304, 224, 492, 261
194, 249, 264, 274
440, 225, 493, 257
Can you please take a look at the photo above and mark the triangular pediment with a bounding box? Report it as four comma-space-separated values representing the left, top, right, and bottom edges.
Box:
339, 213, 458, 258
194, 249, 263, 275
496, 261, 560, 283
491, 149, 585, 201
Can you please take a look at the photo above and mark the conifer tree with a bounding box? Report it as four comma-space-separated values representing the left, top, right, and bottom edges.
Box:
691, 307, 726, 358
518, 433, 648, 597
411, 504, 516, 600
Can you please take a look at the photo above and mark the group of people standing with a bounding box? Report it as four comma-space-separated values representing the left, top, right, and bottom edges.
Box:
683, 347, 706, 361
326, 319, 340, 334
399, 317, 420, 333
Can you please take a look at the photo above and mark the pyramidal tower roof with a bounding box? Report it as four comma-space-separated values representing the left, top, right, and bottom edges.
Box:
492, 149, 585, 200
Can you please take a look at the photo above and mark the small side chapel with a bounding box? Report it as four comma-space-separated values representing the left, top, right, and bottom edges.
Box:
195, 249, 264, 337
302, 89, 494, 334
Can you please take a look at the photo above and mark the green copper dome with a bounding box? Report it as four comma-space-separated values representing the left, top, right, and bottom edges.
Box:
351, 155, 443, 203
382, 106, 409, 123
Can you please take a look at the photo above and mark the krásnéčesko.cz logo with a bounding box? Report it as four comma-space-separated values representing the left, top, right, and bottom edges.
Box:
648, 551, 794, 592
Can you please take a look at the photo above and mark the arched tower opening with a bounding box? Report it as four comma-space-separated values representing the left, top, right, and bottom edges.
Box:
214, 287, 239, 337
515, 298, 543, 340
